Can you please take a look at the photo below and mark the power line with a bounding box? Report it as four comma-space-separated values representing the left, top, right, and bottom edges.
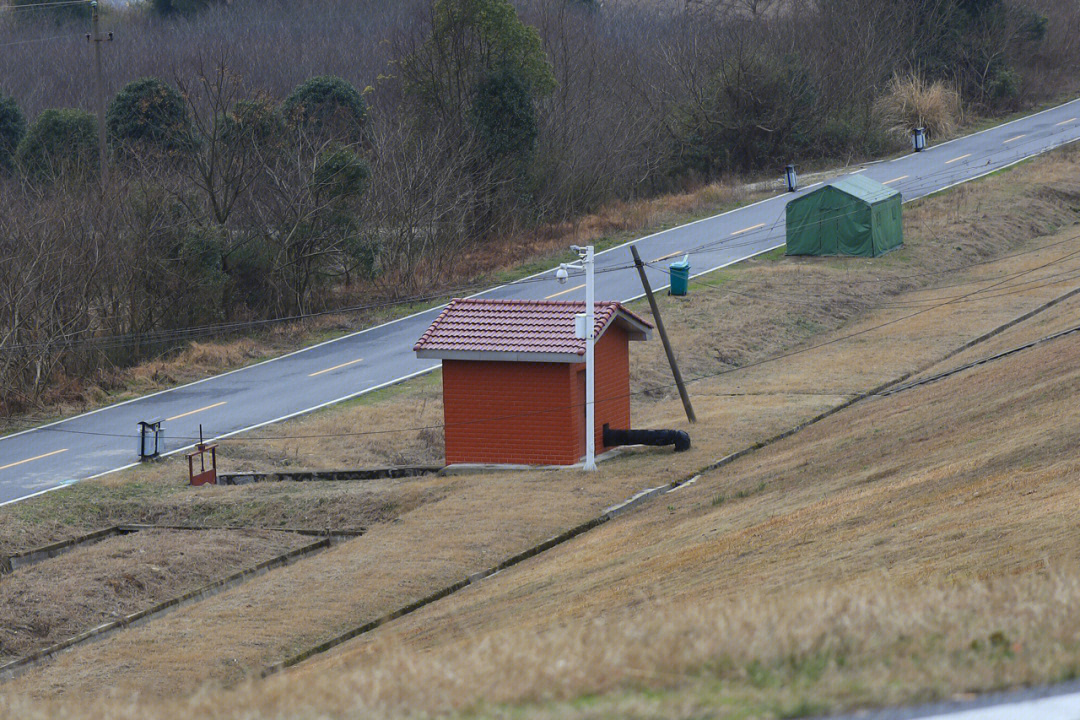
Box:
0, 261, 641, 354
3, 109, 1078, 364
728, 267, 1080, 310
875, 322, 1080, 397
14, 240, 1080, 442
0, 150, 1064, 357
0, 31, 83, 47
0, 0, 90, 10
656, 240, 1080, 308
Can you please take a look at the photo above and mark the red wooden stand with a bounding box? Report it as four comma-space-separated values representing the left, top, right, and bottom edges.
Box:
187, 443, 218, 486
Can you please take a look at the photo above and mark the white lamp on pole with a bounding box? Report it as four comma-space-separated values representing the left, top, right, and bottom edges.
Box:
558, 244, 597, 471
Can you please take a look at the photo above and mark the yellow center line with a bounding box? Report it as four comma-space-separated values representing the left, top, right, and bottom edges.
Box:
650, 249, 684, 263
1003, 134, 1026, 144
883, 175, 908, 185
945, 153, 971, 164
731, 222, 766, 236
308, 357, 364, 377
545, 283, 585, 299
0, 448, 68, 472
1056, 117, 1077, 126
166, 401, 227, 422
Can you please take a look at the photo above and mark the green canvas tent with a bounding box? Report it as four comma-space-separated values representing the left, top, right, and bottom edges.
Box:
785, 175, 902, 257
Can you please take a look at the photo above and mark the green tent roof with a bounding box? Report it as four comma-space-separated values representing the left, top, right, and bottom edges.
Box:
785, 173, 904, 258
828, 174, 900, 205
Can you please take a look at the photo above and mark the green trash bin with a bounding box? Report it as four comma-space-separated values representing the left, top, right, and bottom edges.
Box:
669, 255, 690, 296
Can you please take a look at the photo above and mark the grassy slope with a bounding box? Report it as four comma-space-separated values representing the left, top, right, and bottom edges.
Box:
4, 140, 1080, 717
0, 529, 308, 663
287, 301, 1080, 720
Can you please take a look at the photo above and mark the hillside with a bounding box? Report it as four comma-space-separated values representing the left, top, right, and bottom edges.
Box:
281, 277, 1080, 719
5, 0, 1080, 415
2, 139, 1080, 718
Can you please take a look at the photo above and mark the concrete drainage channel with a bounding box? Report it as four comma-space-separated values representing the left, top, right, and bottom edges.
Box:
0, 525, 363, 680
0, 526, 123, 575
218, 465, 441, 485
256, 369, 970, 677
261, 476, 701, 677
260, 287, 1080, 678
0, 524, 363, 575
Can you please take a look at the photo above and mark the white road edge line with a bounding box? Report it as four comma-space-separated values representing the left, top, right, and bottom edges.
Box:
925, 97, 1080, 152
69, 366, 443, 490
0, 482, 73, 508
917, 690, 1080, 720
8, 97, 1080, 447
0, 159, 803, 446
5, 99, 1080, 503
15, 131, 1080, 500
14, 130, 1080, 502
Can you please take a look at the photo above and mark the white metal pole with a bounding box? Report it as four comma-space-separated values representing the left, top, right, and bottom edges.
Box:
583, 245, 597, 471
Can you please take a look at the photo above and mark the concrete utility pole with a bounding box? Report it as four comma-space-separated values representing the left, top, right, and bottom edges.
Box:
630, 245, 696, 424
88, 0, 111, 185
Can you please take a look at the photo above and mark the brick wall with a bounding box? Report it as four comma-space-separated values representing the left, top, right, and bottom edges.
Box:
441, 324, 633, 466
569, 324, 631, 455
442, 359, 578, 465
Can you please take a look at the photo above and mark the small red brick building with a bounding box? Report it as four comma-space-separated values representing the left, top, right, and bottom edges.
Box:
414, 298, 653, 466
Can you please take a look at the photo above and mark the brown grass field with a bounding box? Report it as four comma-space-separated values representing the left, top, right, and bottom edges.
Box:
0, 529, 308, 663
3, 145, 1080, 717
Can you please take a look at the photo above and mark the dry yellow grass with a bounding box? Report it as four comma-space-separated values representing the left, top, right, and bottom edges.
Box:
0, 529, 307, 663
0, 464, 437, 557
165, 289, 1080, 720
874, 73, 963, 140
9, 226, 1080, 719
5, 145, 1080, 717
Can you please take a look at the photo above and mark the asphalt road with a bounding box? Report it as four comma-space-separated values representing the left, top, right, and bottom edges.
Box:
4, 98, 1080, 505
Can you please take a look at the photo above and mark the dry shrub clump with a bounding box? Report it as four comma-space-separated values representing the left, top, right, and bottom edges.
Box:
874, 73, 963, 140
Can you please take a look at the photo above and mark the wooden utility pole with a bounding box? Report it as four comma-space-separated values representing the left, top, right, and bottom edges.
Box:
89, 0, 111, 185
630, 245, 696, 423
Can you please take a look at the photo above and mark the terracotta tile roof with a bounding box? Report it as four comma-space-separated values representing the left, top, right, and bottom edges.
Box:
413, 298, 652, 358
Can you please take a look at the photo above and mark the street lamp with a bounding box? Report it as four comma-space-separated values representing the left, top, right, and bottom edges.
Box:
557, 244, 597, 471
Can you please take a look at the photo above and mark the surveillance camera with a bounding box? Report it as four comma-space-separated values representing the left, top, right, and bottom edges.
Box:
556, 265, 569, 284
